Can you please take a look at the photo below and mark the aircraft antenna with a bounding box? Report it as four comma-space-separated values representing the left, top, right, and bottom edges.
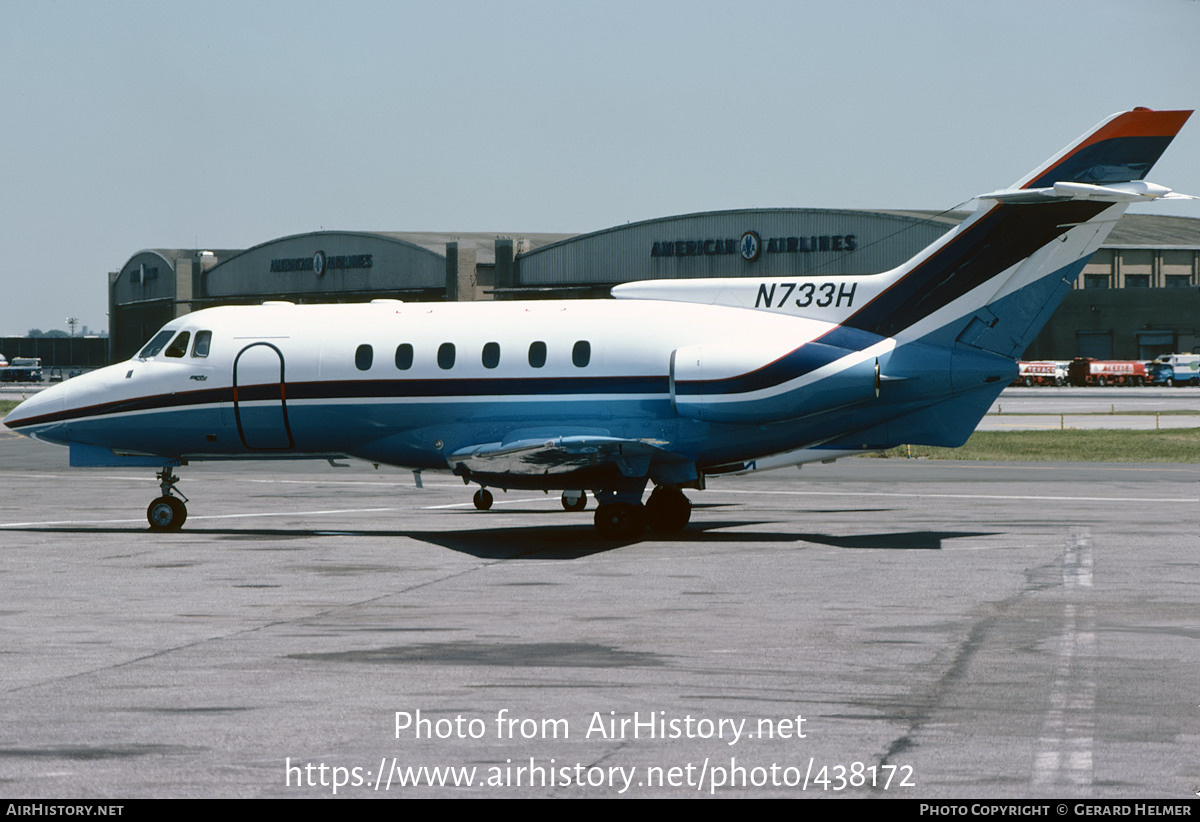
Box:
798, 198, 974, 276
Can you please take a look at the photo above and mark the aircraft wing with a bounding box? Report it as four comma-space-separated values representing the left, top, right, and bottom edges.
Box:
448, 432, 691, 480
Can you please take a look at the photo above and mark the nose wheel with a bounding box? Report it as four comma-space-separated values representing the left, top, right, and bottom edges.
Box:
148, 496, 187, 531
147, 467, 188, 531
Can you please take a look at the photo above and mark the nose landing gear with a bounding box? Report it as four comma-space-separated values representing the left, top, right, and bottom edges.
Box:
147, 467, 188, 531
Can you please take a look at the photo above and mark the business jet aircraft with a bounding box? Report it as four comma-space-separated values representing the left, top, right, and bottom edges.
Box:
4, 108, 1193, 538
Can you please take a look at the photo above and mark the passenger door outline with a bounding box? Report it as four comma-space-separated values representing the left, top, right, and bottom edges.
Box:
232, 342, 295, 450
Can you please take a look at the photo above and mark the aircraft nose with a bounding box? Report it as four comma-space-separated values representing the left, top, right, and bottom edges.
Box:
3, 380, 68, 440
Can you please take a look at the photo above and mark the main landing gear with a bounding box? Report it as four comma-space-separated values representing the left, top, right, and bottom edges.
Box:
147, 466, 188, 532
645, 486, 692, 533
593, 486, 692, 540
464, 483, 690, 540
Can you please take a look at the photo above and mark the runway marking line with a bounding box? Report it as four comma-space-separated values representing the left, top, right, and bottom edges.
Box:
423, 496, 554, 510
0, 507, 396, 528
713, 489, 1199, 504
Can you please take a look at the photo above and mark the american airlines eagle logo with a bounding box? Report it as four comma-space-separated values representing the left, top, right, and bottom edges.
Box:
739, 231, 761, 262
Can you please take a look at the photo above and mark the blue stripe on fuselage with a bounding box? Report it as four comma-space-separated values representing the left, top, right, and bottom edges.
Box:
673, 325, 884, 397
3, 375, 673, 430
13, 328, 894, 428
843, 200, 1108, 339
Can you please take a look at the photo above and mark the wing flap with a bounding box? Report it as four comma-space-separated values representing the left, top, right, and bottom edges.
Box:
449, 434, 687, 479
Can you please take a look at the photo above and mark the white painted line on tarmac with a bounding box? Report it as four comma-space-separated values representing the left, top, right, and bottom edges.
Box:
1033, 529, 1096, 789
711, 488, 1200, 504
187, 507, 397, 520
0, 507, 397, 528
423, 496, 554, 510
8, 473, 468, 489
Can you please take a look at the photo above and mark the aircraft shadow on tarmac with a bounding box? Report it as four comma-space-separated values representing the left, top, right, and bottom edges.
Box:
3, 516, 999, 559
407, 524, 999, 558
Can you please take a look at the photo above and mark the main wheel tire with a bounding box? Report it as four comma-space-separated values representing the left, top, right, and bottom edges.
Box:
561, 490, 587, 511
593, 502, 646, 540
646, 488, 691, 533
473, 489, 494, 510
147, 496, 186, 532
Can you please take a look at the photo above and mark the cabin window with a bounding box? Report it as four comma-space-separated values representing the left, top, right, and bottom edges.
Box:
355, 344, 373, 371
437, 342, 456, 370
191, 330, 212, 358
395, 343, 413, 370
482, 342, 500, 369
164, 331, 191, 358
572, 340, 591, 368
528, 341, 547, 368
138, 329, 175, 359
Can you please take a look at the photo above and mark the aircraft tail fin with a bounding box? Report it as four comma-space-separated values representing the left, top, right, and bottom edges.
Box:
843, 108, 1192, 356
1004, 107, 1192, 191
613, 109, 1192, 360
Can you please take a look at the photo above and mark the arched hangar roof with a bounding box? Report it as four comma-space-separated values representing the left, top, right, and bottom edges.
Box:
515, 208, 963, 285
203, 231, 447, 298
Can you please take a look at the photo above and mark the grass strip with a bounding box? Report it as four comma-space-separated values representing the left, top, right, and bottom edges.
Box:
875, 428, 1200, 463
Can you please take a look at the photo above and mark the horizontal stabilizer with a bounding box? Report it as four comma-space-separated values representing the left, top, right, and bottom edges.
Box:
980, 180, 1196, 204
1012, 108, 1192, 190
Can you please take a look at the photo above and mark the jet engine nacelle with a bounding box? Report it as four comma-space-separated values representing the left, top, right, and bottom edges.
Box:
670, 341, 878, 424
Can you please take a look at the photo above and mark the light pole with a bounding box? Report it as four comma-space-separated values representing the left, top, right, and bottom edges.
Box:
66, 316, 78, 370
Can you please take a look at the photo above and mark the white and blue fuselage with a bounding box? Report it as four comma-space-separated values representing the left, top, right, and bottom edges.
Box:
10, 298, 918, 479
4, 107, 1192, 536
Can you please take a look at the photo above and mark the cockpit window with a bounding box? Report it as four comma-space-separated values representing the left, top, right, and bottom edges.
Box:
191, 330, 212, 358
138, 329, 176, 359
164, 332, 191, 358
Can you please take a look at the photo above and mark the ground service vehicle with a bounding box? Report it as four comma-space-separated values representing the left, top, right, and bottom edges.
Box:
1067, 358, 1148, 387
0, 357, 44, 383
1014, 361, 1067, 386
1148, 354, 1200, 386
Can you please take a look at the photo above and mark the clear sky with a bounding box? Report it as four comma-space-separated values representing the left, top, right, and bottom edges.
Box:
3, 0, 1199, 337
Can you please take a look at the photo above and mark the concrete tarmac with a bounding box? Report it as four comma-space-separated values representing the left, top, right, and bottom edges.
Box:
1, 433, 1198, 798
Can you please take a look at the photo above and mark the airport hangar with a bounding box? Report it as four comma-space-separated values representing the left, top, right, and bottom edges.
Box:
108, 208, 1200, 363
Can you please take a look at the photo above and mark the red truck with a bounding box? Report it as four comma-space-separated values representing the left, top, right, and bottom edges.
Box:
1066, 357, 1147, 387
